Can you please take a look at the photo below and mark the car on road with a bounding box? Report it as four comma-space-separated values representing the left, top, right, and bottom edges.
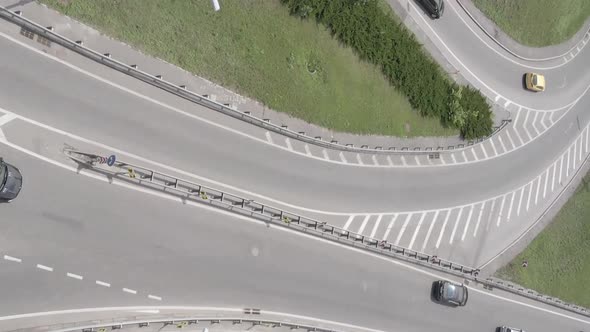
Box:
525, 72, 546, 92
0, 158, 23, 202
432, 280, 468, 306
417, 0, 445, 19
498, 326, 525, 332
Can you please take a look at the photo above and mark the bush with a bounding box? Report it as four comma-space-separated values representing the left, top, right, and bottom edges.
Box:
282, 0, 493, 139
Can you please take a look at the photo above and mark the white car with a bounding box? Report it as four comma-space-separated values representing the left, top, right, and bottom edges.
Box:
499, 326, 525, 332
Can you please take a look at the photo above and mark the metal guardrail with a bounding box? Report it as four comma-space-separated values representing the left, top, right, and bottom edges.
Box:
39, 315, 348, 332
482, 277, 590, 318
63, 147, 590, 319
0, 6, 511, 155
63, 147, 480, 279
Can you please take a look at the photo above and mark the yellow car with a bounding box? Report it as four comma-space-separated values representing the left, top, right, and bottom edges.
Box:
525, 72, 546, 92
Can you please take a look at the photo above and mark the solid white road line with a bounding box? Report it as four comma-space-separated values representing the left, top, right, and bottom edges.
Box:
422, 210, 440, 250
372, 155, 378, 166
451, 153, 457, 163
480, 143, 490, 158
304, 144, 312, 156
36, 264, 53, 272
449, 206, 464, 245
559, 153, 565, 186
566, 148, 571, 178
513, 108, 522, 127
490, 137, 498, 156
148, 295, 163, 301
265, 131, 273, 144
123, 288, 137, 295
395, 213, 413, 246
522, 110, 533, 140
551, 160, 557, 192
408, 213, 426, 250
401, 156, 407, 166
0, 113, 17, 127
339, 152, 347, 163
67, 273, 83, 280
461, 150, 468, 162
534, 176, 541, 206
585, 126, 590, 153
382, 214, 398, 240
357, 215, 371, 235
496, 195, 506, 227
526, 182, 533, 212
473, 201, 485, 237
505, 191, 515, 223
285, 138, 293, 151
573, 141, 578, 170
461, 204, 474, 241
3, 255, 22, 263
512, 127, 525, 146
471, 148, 479, 161
342, 215, 355, 232
540, 112, 548, 130
543, 167, 550, 199
356, 154, 364, 165
436, 209, 451, 249
486, 199, 496, 232
531, 112, 540, 135
497, 136, 507, 153
96, 280, 111, 287
505, 130, 516, 149
578, 127, 588, 161
369, 215, 383, 238
516, 186, 525, 217
414, 155, 421, 165
322, 149, 330, 160
386, 156, 394, 166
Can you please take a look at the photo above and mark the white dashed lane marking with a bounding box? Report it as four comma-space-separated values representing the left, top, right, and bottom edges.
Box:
36, 264, 53, 272
123, 288, 138, 295
67, 272, 83, 280
3, 255, 22, 263
96, 280, 111, 287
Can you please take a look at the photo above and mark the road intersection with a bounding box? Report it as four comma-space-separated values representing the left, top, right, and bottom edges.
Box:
0, 0, 589, 330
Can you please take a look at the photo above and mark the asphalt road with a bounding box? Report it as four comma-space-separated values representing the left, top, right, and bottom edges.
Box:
1, 146, 589, 332
0, 0, 589, 330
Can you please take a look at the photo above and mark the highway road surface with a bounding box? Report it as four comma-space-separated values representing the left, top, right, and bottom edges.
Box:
0, 0, 589, 330
1, 146, 589, 331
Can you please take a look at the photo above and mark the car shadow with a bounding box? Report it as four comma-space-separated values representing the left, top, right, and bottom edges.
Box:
522, 74, 528, 90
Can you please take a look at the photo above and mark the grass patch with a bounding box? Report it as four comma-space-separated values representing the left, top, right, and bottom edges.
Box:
495, 171, 590, 308
39, 0, 457, 138
471, 0, 590, 47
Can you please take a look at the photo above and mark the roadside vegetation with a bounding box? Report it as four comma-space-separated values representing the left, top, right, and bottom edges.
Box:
471, 0, 590, 47
495, 172, 590, 308
282, 0, 493, 139
41, 0, 492, 139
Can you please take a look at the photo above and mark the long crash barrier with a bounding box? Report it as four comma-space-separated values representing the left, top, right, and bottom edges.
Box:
0, 6, 511, 155
62, 147, 590, 319
26, 315, 351, 332
63, 147, 480, 278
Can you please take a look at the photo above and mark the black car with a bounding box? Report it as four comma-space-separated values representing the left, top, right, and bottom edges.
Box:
433, 280, 468, 306
0, 158, 23, 202
418, 0, 445, 19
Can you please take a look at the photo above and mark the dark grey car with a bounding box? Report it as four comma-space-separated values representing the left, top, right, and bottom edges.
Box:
433, 280, 468, 306
0, 158, 23, 202
418, 0, 445, 19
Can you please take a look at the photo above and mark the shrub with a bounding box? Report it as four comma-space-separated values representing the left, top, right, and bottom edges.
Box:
282, 0, 493, 139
